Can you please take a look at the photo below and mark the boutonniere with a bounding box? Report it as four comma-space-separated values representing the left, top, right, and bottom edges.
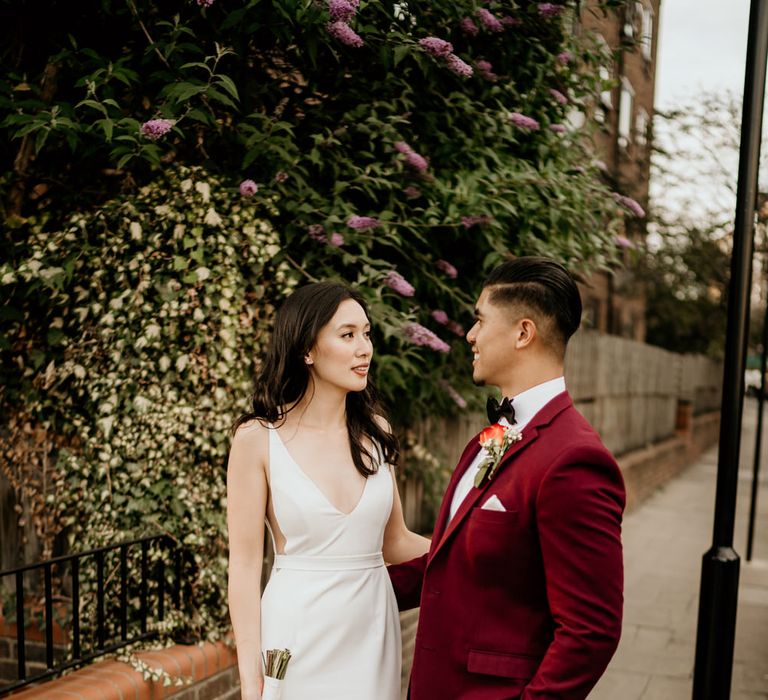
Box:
474, 423, 523, 488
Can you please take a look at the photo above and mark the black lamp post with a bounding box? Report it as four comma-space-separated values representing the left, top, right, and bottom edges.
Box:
691, 1, 768, 698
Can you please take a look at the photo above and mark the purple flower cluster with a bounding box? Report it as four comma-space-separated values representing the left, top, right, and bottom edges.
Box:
557, 50, 571, 65
383, 271, 416, 297
347, 215, 382, 230
274, 171, 289, 183
476, 60, 498, 83
395, 141, 429, 173
419, 36, 473, 78
418, 37, 453, 57
538, 3, 563, 18
196, 0, 215, 6
550, 124, 567, 134
502, 15, 520, 27
613, 193, 646, 218
403, 323, 451, 353
447, 55, 473, 78
327, 20, 363, 47
308, 224, 326, 242
614, 235, 634, 249
308, 225, 345, 247
462, 215, 492, 229
239, 179, 258, 197
432, 310, 464, 337
509, 112, 540, 131
431, 310, 449, 325
460, 17, 479, 36
549, 88, 568, 105
439, 379, 468, 409
403, 186, 422, 199
329, 0, 356, 22
435, 259, 458, 279
139, 119, 174, 140
477, 8, 504, 32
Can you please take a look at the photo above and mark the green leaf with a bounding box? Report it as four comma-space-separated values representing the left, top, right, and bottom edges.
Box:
76, 99, 108, 115
205, 87, 238, 109
34, 128, 49, 154
166, 82, 207, 102
214, 75, 239, 101
394, 45, 409, 67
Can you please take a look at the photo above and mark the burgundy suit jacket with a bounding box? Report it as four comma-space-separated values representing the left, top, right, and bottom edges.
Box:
389, 392, 625, 700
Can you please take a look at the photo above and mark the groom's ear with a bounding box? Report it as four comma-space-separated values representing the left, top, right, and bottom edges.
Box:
514, 318, 537, 350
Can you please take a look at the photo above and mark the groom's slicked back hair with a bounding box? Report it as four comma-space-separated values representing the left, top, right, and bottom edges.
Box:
484, 256, 582, 355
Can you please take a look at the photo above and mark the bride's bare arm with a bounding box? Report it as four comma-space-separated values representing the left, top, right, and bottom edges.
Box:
374, 416, 431, 564
382, 468, 431, 564
227, 422, 269, 699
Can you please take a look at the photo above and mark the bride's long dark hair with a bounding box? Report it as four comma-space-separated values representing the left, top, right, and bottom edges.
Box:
234, 282, 399, 476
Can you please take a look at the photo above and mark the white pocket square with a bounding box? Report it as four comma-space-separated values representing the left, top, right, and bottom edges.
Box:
481, 494, 506, 511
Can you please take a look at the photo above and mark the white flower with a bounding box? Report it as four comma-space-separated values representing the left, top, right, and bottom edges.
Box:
195, 181, 211, 203
99, 415, 116, 437
203, 208, 223, 226
129, 222, 142, 240
196, 267, 211, 282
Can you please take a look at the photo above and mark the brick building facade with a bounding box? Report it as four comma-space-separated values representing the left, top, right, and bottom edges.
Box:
576, 0, 661, 341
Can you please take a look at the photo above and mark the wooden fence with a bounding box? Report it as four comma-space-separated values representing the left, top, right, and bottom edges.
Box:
566, 331, 721, 456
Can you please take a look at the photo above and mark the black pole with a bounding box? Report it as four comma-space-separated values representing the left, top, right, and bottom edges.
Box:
692, 1, 768, 698
747, 307, 768, 561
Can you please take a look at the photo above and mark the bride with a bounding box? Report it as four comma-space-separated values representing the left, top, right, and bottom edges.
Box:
226, 281, 431, 699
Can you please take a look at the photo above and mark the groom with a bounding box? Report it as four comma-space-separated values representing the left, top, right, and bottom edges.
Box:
389, 256, 625, 699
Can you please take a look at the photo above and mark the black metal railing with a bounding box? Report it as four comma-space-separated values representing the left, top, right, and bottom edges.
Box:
0, 534, 183, 696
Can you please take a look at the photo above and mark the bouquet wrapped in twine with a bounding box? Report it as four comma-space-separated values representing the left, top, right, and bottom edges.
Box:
261, 648, 292, 700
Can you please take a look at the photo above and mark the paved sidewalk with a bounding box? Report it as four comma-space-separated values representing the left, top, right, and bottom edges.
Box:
590, 398, 768, 699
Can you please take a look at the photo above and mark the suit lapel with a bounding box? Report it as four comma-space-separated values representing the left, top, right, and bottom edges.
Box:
430, 435, 482, 547
428, 391, 574, 565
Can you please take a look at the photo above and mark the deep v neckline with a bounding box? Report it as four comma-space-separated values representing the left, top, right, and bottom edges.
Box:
272, 426, 370, 517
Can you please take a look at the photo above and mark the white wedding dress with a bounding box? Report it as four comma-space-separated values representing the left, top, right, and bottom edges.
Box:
260, 427, 401, 700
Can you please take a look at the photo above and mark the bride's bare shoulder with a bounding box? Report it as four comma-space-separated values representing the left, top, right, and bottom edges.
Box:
229, 419, 270, 473
233, 418, 270, 439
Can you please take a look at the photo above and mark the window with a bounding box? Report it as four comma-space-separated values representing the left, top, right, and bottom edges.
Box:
635, 108, 648, 149
618, 78, 634, 148
641, 5, 654, 61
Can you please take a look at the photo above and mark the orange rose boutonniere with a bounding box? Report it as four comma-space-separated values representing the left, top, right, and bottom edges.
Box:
474, 423, 523, 488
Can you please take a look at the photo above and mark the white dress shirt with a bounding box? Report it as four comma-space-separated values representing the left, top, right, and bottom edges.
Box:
448, 377, 567, 521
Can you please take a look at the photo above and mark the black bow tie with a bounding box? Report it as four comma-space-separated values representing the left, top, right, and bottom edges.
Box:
486, 396, 517, 425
